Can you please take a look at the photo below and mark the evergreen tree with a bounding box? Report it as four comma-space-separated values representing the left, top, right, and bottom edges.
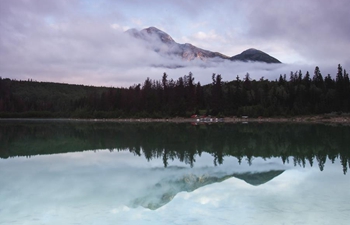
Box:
211, 73, 223, 115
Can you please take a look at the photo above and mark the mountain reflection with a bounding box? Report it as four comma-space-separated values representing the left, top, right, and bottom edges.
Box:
0, 120, 349, 174
130, 169, 284, 210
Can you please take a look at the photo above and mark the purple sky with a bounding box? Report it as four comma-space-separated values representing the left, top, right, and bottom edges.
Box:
1, 0, 349, 87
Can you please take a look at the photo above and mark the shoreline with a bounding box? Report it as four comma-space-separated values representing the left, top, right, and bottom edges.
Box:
1, 115, 350, 124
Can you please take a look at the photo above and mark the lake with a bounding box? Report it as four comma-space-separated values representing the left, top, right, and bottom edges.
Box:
0, 120, 349, 225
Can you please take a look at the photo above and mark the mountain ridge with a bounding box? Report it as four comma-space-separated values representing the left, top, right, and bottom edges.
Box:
231, 48, 281, 63
127, 26, 281, 63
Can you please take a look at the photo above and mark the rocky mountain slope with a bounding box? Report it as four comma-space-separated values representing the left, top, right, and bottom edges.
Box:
127, 26, 281, 63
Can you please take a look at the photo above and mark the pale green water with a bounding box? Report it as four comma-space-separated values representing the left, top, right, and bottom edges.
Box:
0, 121, 349, 224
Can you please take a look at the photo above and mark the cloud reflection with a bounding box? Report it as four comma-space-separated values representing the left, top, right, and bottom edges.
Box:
0, 149, 348, 225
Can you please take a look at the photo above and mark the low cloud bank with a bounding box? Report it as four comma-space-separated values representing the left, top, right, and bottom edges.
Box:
1, 4, 348, 88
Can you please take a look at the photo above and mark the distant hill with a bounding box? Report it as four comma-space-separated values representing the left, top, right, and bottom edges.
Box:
127, 26, 281, 63
230, 48, 281, 63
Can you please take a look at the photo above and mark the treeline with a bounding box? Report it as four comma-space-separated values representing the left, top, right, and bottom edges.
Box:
0, 64, 349, 118
1, 122, 349, 174
0, 79, 111, 118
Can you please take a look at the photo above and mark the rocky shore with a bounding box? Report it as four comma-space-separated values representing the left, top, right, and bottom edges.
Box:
1, 115, 350, 124
71, 115, 350, 124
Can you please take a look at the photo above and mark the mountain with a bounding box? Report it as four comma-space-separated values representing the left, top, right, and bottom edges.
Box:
232, 170, 284, 186
230, 48, 281, 63
126, 26, 281, 63
127, 26, 230, 61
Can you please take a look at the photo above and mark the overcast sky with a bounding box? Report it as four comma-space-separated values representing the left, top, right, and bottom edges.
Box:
1, 0, 349, 87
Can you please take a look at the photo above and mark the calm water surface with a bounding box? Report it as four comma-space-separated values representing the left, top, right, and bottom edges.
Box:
0, 120, 349, 225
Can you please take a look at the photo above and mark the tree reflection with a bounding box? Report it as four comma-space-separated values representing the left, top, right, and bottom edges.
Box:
0, 121, 349, 174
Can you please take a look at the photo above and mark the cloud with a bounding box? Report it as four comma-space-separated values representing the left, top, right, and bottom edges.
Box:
0, 0, 349, 88
242, 0, 350, 65
179, 30, 227, 54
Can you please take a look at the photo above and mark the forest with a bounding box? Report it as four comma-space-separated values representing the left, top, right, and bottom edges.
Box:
0, 64, 349, 118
